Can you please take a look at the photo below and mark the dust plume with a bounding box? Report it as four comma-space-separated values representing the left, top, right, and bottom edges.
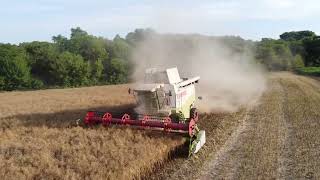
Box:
131, 33, 266, 112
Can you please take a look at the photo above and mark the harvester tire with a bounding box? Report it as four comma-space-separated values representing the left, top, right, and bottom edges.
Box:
169, 113, 180, 123
190, 108, 198, 119
170, 112, 185, 123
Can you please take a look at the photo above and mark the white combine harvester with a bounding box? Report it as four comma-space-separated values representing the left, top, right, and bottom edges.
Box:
85, 67, 205, 155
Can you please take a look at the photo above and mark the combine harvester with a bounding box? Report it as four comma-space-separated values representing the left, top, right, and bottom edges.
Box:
84, 67, 205, 156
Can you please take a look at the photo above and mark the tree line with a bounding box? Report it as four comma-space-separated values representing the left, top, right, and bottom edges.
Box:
256, 30, 320, 71
0, 27, 133, 90
0, 28, 319, 91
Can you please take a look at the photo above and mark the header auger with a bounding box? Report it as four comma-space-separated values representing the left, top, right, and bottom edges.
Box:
84, 67, 205, 156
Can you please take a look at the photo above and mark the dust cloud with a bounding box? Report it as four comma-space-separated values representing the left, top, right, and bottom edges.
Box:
130, 33, 266, 113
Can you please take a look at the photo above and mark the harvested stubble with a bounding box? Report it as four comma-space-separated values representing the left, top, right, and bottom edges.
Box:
0, 85, 185, 180
150, 72, 320, 180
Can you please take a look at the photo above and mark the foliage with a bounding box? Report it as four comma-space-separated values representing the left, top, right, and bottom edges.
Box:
103, 58, 129, 84
30, 78, 44, 89
1, 28, 320, 91
50, 51, 90, 87
280, 31, 316, 41
255, 39, 293, 70
292, 55, 305, 69
0, 27, 132, 90
256, 30, 320, 71
0, 44, 32, 90
303, 37, 320, 66
54, 27, 109, 62
295, 67, 320, 76
108, 35, 130, 60
22, 41, 59, 84
51, 27, 131, 85
125, 28, 155, 45
287, 40, 305, 56
89, 58, 104, 84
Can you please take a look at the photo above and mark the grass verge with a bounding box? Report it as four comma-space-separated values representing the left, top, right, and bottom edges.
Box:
294, 67, 320, 76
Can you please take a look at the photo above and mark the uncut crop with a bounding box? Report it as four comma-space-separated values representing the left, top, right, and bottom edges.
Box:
0, 85, 185, 180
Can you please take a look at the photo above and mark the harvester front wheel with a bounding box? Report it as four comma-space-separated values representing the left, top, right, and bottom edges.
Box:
190, 108, 198, 120
169, 112, 185, 123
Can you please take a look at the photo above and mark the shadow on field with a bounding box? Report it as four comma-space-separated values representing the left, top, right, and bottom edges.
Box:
1, 104, 136, 129
1, 103, 191, 160
1, 103, 190, 159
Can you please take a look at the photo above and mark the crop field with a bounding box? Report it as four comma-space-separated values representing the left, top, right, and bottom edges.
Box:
0, 85, 185, 179
1, 72, 320, 179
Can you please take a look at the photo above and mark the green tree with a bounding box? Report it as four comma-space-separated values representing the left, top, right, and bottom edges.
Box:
52, 35, 69, 52
292, 55, 305, 69
125, 28, 155, 45
68, 27, 108, 62
255, 39, 294, 70
303, 37, 320, 66
89, 58, 104, 84
273, 43, 293, 70
50, 52, 90, 86
256, 45, 278, 70
103, 58, 129, 84
288, 40, 306, 56
280, 31, 316, 41
108, 35, 130, 60
0, 44, 31, 90
22, 41, 58, 84
52, 28, 111, 84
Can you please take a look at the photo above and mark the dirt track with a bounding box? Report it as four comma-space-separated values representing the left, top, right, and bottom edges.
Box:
201, 72, 320, 179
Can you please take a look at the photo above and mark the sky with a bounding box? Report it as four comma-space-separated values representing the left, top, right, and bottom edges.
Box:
1, 0, 320, 44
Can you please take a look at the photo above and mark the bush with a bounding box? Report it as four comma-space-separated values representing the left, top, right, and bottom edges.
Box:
30, 78, 44, 89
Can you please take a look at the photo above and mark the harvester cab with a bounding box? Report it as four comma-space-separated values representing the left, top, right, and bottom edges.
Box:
133, 67, 199, 121
84, 67, 205, 156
